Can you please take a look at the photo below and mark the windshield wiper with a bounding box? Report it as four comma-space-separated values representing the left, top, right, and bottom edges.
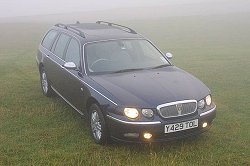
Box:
151, 64, 170, 69
113, 68, 144, 73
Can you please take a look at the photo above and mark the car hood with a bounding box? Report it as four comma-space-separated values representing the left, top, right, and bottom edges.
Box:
90, 66, 210, 108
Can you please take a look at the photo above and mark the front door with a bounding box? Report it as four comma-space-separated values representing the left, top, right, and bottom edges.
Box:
59, 38, 86, 113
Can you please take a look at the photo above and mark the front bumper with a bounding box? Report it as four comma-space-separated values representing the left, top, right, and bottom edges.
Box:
106, 106, 216, 143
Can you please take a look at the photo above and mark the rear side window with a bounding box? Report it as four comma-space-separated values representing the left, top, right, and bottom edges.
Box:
53, 34, 71, 59
65, 38, 81, 68
42, 30, 58, 50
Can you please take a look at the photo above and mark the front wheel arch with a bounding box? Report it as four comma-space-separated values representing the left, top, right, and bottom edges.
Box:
86, 97, 99, 112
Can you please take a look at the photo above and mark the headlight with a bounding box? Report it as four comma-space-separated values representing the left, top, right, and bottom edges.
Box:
205, 95, 212, 105
197, 99, 205, 109
142, 109, 154, 118
124, 108, 139, 119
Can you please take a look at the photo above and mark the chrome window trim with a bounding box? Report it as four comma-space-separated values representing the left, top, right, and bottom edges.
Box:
107, 115, 161, 125
40, 48, 118, 106
156, 100, 197, 118
200, 105, 216, 116
51, 86, 84, 115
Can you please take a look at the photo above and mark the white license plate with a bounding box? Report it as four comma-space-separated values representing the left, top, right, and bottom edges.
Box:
165, 119, 198, 133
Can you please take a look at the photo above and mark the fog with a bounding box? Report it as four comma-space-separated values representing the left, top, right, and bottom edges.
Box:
0, 0, 193, 18
1, 0, 250, 21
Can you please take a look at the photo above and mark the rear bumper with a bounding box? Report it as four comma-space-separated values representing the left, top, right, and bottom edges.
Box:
107, 106, 216, 143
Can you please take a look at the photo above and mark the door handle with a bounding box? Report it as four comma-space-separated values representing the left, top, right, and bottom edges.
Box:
61, 65, 65, 69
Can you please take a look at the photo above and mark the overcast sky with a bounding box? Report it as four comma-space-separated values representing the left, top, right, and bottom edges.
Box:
0, 0, 201, 18
0, 0, 249, 18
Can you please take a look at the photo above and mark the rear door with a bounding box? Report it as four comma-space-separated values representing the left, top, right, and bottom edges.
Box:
39, 29, 58, 78
44, 33, 71, 93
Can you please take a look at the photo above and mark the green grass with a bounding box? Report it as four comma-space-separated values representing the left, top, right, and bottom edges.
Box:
0, 13, 250, 165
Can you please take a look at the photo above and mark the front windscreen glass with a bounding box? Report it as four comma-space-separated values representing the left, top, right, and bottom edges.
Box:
85, 39, 170, 74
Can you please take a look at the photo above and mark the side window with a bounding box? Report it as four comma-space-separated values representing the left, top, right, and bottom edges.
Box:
42, 30, 58, 50
53, 33, 71, 59
65, 38, 81, 68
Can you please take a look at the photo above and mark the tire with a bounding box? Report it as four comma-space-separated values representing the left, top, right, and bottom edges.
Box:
89, 104, 108, 144
40, 67, 54, 97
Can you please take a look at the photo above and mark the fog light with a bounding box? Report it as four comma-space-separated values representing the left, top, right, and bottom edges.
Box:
142, 109, 154, 118
143, 132, 152, 139
202, 122, 208, 128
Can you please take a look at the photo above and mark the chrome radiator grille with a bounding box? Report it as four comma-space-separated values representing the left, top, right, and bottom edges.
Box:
157, 100, 197, 118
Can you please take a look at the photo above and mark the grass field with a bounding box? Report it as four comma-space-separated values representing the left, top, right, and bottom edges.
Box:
0, 13, 250, 165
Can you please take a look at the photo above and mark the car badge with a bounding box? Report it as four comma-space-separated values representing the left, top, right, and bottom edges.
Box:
176, 103, 183, 115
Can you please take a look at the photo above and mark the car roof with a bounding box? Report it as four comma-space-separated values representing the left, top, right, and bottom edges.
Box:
53, 21, 143, 43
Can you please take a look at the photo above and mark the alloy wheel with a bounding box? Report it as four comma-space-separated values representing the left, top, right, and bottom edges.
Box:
91, 111, 102, 141
41, 71, 48, 94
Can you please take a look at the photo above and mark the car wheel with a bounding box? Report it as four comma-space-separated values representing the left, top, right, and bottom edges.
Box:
89, 104, 108, 144
40, 67, 53, 97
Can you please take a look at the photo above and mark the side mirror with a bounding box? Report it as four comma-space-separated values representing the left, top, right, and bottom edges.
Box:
63, 62, 77, 70
165, 52, 173, 59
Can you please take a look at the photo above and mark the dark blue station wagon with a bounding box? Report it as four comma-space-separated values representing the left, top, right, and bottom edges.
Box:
36, 21, 216, 144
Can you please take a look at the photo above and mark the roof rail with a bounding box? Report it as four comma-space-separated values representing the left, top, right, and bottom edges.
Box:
55, 23, 85, 38
96, 21, 137, 34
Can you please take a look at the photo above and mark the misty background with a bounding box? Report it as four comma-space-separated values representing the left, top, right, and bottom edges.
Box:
0, 0, 250, 23
0, 0, 250, 165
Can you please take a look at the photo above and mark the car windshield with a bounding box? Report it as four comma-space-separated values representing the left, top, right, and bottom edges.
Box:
85, 39, 171, 74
